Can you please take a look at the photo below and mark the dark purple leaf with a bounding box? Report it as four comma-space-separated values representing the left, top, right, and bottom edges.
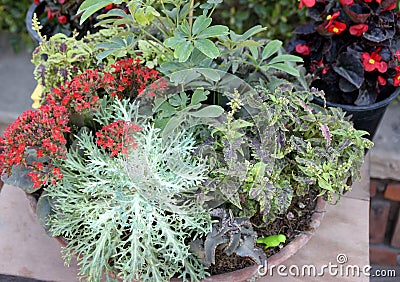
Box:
354, 88, 377, 106
343, 4, 370, 24
293, 23, 316, 35
332, 52, 364, 88
339, 77, 358, 92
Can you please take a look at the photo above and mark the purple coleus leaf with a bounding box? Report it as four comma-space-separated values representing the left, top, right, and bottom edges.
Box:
320, 124, 331, 147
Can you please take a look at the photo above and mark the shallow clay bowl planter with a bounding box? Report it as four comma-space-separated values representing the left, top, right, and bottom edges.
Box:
26, 195, 326, 282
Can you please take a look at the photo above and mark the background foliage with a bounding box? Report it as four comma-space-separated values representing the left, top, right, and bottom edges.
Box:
0, 0, 33, 52
213, 0, 306, 42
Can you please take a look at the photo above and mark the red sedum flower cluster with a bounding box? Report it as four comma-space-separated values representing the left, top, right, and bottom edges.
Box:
47, 58, 160, 115
0, 105, 70, 188
96, 121, 142, 157
0, 58, 160, 190
108, 58, 160, 99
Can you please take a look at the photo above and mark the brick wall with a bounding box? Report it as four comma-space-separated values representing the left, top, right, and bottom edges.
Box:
370, 179, 400, 265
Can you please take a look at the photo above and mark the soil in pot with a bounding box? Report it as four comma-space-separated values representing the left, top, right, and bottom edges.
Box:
209, 189, 321, 275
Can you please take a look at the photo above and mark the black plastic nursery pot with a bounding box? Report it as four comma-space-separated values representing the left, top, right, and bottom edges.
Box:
25, 1, 46, 44
313, 87, 400, 140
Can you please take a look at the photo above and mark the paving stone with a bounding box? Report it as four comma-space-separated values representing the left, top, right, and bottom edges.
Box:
371, 103, 400, 181
370, 199, 391, 244
0, 34, 35, 121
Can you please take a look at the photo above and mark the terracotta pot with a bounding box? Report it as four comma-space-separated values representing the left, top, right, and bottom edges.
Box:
26, 194, 326, 282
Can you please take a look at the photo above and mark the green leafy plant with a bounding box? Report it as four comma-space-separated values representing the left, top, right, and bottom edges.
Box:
213, 0, 306, 42
47, 100, 212, 282
31, 21, 138, 98
0, 0, 33, 52
257, 234, 286, 249
77, 0, 302, 82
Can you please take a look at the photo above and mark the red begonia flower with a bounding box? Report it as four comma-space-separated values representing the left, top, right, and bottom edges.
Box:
295, 43, 311, 55
378, 76, 386, 86
361, 52, 388, 73
105, 4, 114, 10
57, 15, 67, 24
298, 0, 316, 9
340, 0, 354, 5
349, 24, 368, 36
46, 8, 53, 20
327, 21, 347, 35
394, 67, 400, 87
382, 2, 397, 10
34, 0, 41, 5
394, 50, 400, 60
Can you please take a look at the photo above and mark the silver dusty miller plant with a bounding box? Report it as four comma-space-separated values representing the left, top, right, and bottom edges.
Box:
46, 100, 212, 282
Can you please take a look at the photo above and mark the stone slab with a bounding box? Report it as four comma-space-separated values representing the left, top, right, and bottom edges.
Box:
0, 33, 36, 120
258, 196, 370, 282
371, 103, 400, 180
0, 184, 79, 282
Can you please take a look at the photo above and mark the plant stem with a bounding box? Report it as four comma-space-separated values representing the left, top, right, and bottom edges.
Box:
189, 0, 195, 30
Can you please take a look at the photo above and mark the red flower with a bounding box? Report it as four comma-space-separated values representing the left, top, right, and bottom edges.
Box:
325, 11, 341, 24
95, 121, 141, 157
349, 24, 368, 36
58, 0, 66, 4
298, 0, 316, 9
295, 43, 311, 55
340, 0, 354, 5
378, 76, 386, 86
361, 51, 388, 73
46, 8, 53, 20
394, 50, 400, 61
105, 4, 114, 10
0, 105, 70, 189
57, 15, 67, 24
382, 2, 397, 11
327, 21, 347, 35
34, 0, 41, 5
394, 67, 400, 87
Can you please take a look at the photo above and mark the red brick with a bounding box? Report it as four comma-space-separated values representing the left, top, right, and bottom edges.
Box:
370, 199, 391, 244
369, 246, 398, 265
391, 211, 400, 248
384, 183, 400, 201
370, 180, 379, 198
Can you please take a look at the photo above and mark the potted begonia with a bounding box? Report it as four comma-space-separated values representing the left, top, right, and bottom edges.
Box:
287, 0, 400, 138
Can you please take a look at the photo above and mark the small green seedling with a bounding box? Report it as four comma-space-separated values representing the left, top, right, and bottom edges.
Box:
256, 234, 286, 249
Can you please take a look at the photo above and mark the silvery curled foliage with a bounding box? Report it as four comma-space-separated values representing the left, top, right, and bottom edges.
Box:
46, 99, 212, 282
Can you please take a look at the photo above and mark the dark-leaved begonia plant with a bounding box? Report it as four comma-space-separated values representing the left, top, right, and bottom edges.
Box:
32, 0, 122, 39
287, 0, 400, 105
